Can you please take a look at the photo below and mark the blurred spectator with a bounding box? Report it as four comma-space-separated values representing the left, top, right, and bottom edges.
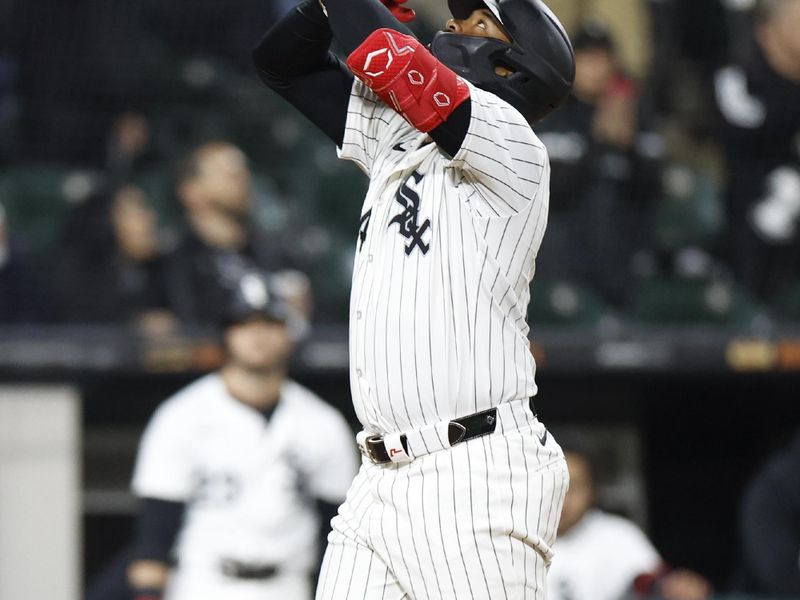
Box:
54, 184, 172, 330
0, 201, 43, 321
536, 21, 661, 305
106, 112, 160, 186
735, 429, 800, 595
163, 141, 304, 327
545, 0, 652, 82
85, 272, 357, 600
714, 0, 800, 299
549, 439, 712, 600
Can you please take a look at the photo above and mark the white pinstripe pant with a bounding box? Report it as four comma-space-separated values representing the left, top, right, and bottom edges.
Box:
316, 406, 569, 600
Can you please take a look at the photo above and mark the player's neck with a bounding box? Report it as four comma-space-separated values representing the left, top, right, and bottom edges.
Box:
221, 364, 284, 410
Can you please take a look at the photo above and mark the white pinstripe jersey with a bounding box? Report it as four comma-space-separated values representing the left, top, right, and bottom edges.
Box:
339, 79, 550, 436
131, 374, 358, 579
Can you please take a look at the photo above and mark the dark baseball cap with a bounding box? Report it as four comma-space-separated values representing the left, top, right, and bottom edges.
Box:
221, 271, 293, 328
572, 20, 615, 53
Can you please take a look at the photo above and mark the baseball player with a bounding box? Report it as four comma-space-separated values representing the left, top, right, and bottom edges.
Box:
125, 271, 359, 600
253, 0, 575, 597
549, 443, 712, 600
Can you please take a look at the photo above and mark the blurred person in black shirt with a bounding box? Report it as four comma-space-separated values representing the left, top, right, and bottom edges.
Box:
55, 184, 172, 330
105, 112, 161, 186
714, 0, 800, 299
535, 21, 660, 306
0, 201, 45, 322
163, 141, 303, 327
735, 429, 800, 595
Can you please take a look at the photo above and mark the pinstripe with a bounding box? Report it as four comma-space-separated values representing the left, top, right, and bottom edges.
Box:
457, 198, 472, 416
407, 240, 433, 443
426, 172, 445, 442
465, 442, 492, 597
376, 470, 404, 598
503, 425, 517, 570
416, 458, 445, 598
381, 562, 389, 600
482, 436, 510, 600
317, 543, 333, 599
396, 234, 417, 430
389, 470, 418, 600
442, 183, 460, 370
358, 551, 374, 599
360, 252, 383, 428
324, 540, 345, 599
404, 462, 433, 600
463, 159, 534, 203
433, 451, 459, 596
380, 226, 402, 432
341, 541, 360, 598
472, 222, 490, 410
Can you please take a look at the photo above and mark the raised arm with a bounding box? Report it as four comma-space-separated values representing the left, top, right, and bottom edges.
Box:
254, 0, 470, 155
252, 0, 352, 145
329, 0, 471, 156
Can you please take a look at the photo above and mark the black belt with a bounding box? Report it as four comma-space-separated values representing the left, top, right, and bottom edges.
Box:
364, 398, 537, 464
221, 559, 278, 580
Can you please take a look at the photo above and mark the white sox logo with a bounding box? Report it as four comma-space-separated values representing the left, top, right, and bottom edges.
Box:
390, 170, 430, 255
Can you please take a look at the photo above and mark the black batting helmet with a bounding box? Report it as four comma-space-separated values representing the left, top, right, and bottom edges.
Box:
220, 271, 293, 328
430, 0, 575, 124
220, 270, 310, 341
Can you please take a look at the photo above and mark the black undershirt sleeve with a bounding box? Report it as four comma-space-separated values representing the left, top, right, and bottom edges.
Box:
252, 0, 470, 154
130, 497, 185, 563
429, 102, 471, 158
252, 1, 351, 146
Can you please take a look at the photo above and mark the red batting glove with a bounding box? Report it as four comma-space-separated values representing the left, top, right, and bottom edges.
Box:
380, 0, 416, 23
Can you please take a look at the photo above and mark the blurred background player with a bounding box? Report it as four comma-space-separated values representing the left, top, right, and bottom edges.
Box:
549, 439, 713, 600
734, 427, 800, 595
86, 271, 358, 600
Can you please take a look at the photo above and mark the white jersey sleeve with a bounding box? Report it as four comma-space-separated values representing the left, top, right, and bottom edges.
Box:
131, 399, 196, 502
289, 382, 359, 503
449, 86, 548, 218
337, 79, 411, 176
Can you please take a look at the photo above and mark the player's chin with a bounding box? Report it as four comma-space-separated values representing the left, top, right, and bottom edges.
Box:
238, 352, 288, 373
238, 356, 278, 371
